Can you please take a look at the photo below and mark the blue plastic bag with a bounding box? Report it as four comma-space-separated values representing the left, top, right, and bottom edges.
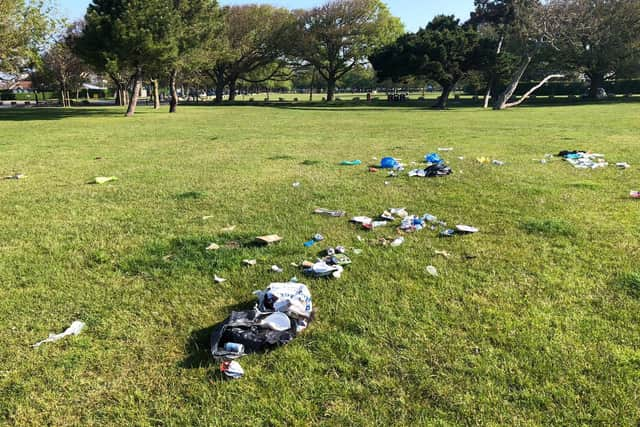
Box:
381, 157, 399, 169
425, 153, 443, 164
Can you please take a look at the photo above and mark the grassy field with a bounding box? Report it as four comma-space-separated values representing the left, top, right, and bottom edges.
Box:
1, 102, 639, 425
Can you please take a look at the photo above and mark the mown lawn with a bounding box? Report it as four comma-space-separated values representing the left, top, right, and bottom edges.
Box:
0, 102, 639, 425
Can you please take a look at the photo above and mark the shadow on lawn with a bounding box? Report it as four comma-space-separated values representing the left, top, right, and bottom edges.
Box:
118, 235, 263, 278
0, 106, 125, 121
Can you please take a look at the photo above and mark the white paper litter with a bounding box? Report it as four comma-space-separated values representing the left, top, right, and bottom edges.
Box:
33, 321, 85, 348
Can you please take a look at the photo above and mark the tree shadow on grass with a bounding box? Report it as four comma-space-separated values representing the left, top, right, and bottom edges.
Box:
118, 235, 266, 280
0, 107, 125, 122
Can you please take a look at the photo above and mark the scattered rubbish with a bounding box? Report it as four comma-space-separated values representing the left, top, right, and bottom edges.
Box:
558, 150, 608, 169
220, 360, 244, 379
335, 246, 346, 254
409, 164, 453, 178
352, 249, 363, 255
271, 265, 284, 273
380, 157, 399, 169
254, 281, 313, 325
458, 156, 465, 160
214, 275, 226, 284
304, 234, 324, 247
384, 181, 391, 185
631, 191, 640, 199
456, 225, 479, 234
426, 266, 439, 277
90, 176, 118, 184
340, 160, 362, 166
259, 312, 291, 331
292, 182, 301, 188
492, 160, 505, 166
438, 148, 453, 152
304, 261, 343, 279
390, 237, 405, 247
390, 208, 408, 218
33, 321, 85, 348
425, 153, 443, 164
476, 157, 491, 164
206, 243, 220, 251
369, 167, 379, 173
224, 342, 245, 354
255, 235, 283, 245
290, 276, 299, 283
617, 163, 631, 169
243, 259, 257, 266
202, 216, 214, 220
435, 250, 451, 258
3, 173, 26, 180
440, 229, 456, 237
314, 208, 346, 217
221, 225, 237, 232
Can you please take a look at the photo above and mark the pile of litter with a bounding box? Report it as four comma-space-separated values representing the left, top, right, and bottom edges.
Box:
558, 150, 608, 169
409, 153, 453, 178
350, 208, 478, 238
4, 173, 26, 180
212, 282, 313, 379
301, 246, 351, 279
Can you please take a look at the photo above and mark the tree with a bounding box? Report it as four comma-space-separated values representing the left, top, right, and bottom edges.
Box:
166, 0, 221, 113
78, 0, 179, 116
203, 5, 292, 104
371, 16, 481, 109
42, 24, 88, 107
485, 0, 566, 110
1, 0, 55, 75
291, 0, 403, 101
549, 0, 640, 98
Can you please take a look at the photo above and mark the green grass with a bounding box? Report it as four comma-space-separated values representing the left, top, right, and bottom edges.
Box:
1, 102, 639, 425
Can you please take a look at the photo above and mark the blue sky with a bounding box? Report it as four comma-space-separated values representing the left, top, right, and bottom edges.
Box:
58, 0, 476, 31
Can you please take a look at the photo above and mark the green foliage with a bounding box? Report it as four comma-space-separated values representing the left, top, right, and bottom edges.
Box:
521, 219, 576, 237
291, 0, 404, 99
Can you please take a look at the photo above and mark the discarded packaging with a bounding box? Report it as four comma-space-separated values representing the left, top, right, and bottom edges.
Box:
259, 312, 292, 331
271, 265, 284, 273
206, 243, 220, 251
255, 235, 283, 245
426, 266, 439, 277
390, 237, 405, 247
314, 208, 346, 217
221, 225, 237, 232
214, 275, 226, 284
91, 176, 118, 184
438, 148, 453, 152
456, 225, 479, 234
380, 157, 399, 169
33, 321, 85, 348
243, 259, 257, 266
340, 160, 362, 166
220, 360, 244, 379
4, 173, 26, 180
492, 160, 505, 166
292, 182, 301, 188
435, 250, 451, 258
617, 163, 631, 169
630, 191, 640, 199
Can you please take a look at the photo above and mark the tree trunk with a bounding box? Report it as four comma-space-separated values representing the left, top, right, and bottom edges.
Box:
34, 90, 39, 105
153, 79, 160, 109
215, 82, 224, 104
228, 79, 237, 101
169, 69, 178, 113
432, 84, 454, 109
326, 77, 336, 101
494, 56, 532, 110
588, 73, 604, 99
60, 89, 65, 107
126, 72, 142, 117
501, 74, 565, 109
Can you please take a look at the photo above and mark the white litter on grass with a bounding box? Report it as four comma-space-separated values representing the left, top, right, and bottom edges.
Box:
206, 243, 220, 251
390, 237, 405, 247
271, 265, 284, 273
426, 266, 439, 277
292, 182, 301, 188
33, 321, 85, 348
214, 275, 226, 283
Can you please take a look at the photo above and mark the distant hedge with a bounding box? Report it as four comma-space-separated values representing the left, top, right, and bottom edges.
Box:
464, 79, 640, 96
0, 91, 56, 101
